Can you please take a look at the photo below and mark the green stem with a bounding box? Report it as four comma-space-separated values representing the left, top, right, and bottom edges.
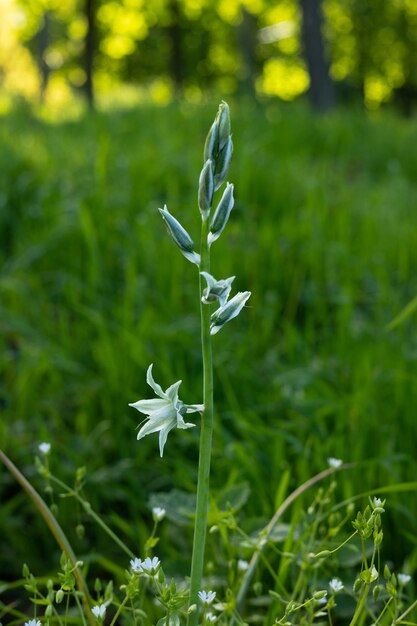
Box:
349, 584, 371, 626
187, 218, 214, 626
0, 448, 95, 626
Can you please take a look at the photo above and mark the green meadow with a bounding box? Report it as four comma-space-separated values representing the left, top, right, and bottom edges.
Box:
1, 100, 417, 612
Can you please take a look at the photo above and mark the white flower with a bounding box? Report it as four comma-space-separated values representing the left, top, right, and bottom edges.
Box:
200, 272, 235, 307
327, 457, 342, 468
198, 590, 216, 605
92, 604, 106, 619
329, 578, 344, 593
206, 612, 217, 623
38, 442, 51, 455
139, 556, 161, 575
152, 507, 166, 522
130, 557, 143, 573
237, 559, 249, 571
131, 556, 160, 576
398, 573, 412, 585
25, 620, 41, 626
129, 364, 203, 456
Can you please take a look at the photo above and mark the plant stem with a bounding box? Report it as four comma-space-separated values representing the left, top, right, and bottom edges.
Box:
187, 218, 214, 626
0, 448, 95, 626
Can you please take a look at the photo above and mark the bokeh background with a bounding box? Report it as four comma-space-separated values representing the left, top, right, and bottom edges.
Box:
1, 0, 417, 611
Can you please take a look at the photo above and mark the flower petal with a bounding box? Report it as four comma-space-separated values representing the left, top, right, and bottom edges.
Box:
137, 414, 176, 440
146, 364, 166, 399
159, 422, 175, 456
129, 398, 168, 414
165, 379, 182, 405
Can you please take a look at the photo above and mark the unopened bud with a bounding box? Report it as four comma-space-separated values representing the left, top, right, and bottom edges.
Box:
198, 160, 214, 219
208, 183, 234, 245
210, 291, 251, 335
159, 205, 200, 265
214, 136, 233, 190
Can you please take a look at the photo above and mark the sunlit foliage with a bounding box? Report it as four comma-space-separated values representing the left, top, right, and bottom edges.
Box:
1, 0, 416, 110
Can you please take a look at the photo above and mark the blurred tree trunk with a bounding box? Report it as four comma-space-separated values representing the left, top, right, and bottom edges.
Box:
299, 0, 335, 111
84, 0, 95, 107
168, 0, 184, 94
38, 11, 50, 102
237, 8, 258, 96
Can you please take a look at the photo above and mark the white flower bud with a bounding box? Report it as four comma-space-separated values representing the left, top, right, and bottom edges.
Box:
214, 136, 233, 190
159, 205, 200, 265
208, 183, 234, 245
210, 291, 251, 335
198, 159, 214, 220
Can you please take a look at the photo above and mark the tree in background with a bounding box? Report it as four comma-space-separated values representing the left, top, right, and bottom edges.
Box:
2, 0, 417, 112
299, 0, 335, 111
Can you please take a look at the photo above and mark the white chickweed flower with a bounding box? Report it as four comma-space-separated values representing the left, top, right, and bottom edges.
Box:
398, 573, 412, 585
25, 620, 42, 626
152, 506, 166, 522
130, 557, 143, 573
129, 364, 203, 456
38, 442, 51, 455
206, 613, 217, 623
237, 559, 249, 571
198, 590, 216, 605
327, 457, 343, 468
92, 604, 106, 619
329, 578, 344, 593
139, 556, 161, 575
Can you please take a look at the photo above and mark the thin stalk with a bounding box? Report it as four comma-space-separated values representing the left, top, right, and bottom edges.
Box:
0, 449, 95, 626
187, 218, 214, 626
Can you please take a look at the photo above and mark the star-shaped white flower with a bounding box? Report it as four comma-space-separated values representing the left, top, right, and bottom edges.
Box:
198, 590, 216, 605
92, 604, 106, 619
129, 365, 203, 456
25, 620, 41, 626
398, 573, 411, 585
152, 506, 166, 522
38, 442, 51, 455
327, 457, 342, 468
130, 556, 160, 576
329, 578, 344, 593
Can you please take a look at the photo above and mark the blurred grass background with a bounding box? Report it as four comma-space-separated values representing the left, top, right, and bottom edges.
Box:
1, 100, 417, 584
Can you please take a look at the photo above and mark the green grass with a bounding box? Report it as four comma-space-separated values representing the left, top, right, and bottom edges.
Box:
1, 99, 417, 589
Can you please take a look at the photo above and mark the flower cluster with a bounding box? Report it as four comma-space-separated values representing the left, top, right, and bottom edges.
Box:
130, 556, 161, 576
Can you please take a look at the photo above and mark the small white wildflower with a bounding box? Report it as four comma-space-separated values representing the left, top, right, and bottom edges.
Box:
25, 620, 41, 626
398, 573, 412, 585
198, 590, 216, 605
237, 559, 249, 571
130, 557, 143, 573
152, 507, 166, 522
329, 578, 344, 593
92, 604, 106, 619
206, 612, 217, 623
38, 442, 51, 455
327, 457, 342, 468
139, 556, 161, 575
129, 364, 203, 457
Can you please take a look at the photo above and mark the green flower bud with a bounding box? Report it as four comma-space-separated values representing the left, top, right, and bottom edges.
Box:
198, 159, 214, 220
217, 101, 231, 150
208, 183, 234, 246
204, 120, 219, 163
56, 589, 65, 603
159, 205, 200, 265
214, 136, 233, 191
